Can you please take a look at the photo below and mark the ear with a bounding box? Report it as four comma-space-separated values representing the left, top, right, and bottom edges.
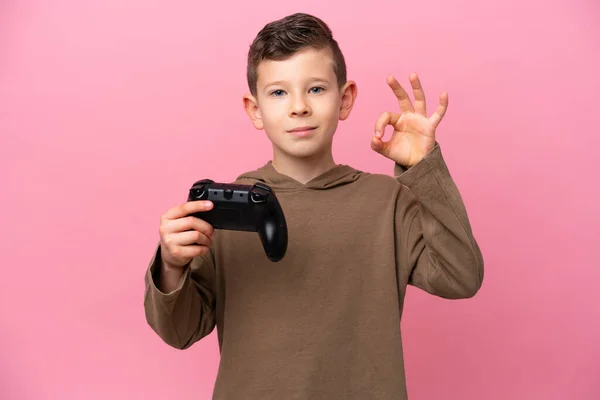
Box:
242, 94, 264, 130
338, 80, 357, 121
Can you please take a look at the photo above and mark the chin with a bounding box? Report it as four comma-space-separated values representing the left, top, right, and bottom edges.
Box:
275, 143, 327, 160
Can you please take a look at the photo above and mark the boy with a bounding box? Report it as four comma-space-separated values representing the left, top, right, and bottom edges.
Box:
144, 12, 484, 399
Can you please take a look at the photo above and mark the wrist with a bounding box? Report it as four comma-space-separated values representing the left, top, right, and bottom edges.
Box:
160, 254, 188, 273
156, 256, 188, 294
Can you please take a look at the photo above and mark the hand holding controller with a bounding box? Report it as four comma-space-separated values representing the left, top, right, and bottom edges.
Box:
187, 179, 288, 262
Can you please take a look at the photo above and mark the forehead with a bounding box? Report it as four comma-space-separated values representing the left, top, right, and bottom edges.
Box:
256, 47, 336, 86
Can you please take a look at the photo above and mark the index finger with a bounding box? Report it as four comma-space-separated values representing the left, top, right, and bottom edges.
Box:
387, 75, 414, 113
162, 200, 213, 221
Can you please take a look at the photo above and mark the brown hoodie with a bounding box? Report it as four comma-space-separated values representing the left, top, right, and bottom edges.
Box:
143, 143, 484, 399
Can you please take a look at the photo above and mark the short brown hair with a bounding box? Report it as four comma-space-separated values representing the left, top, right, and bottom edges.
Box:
246, 13, 347, 96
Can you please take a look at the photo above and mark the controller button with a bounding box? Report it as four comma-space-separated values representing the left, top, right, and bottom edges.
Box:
190, 188, 207, 200
251, 191, 267, 203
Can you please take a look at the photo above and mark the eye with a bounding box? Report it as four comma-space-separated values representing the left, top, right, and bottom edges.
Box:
270, 89, 286, 97
310, 87, 325, 94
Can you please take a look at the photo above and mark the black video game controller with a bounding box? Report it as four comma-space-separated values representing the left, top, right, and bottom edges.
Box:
187, 179, 288, 262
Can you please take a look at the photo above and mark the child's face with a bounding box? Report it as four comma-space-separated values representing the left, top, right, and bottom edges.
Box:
244, 47, 356, 162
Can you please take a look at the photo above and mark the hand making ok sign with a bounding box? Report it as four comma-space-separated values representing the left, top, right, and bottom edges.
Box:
371, 73, 448, 167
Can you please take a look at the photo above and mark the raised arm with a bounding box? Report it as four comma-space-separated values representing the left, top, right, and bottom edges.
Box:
372, 72, 483, 298
394, 145, 484, 298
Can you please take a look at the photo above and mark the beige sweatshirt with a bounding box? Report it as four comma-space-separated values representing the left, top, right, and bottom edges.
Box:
143, 143, 484, 399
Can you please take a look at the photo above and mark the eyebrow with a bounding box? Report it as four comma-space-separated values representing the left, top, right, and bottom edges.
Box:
262, 80, 286, 89
262, 77, 331, 90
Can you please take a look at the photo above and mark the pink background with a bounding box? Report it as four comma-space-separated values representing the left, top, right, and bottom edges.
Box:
2, 0, 599, 399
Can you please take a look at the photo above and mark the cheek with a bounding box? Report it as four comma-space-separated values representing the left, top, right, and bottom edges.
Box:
261, 111, 281, 130
315, 99, 340, 122
259, 107, 287, 134
260, 101, 285, 120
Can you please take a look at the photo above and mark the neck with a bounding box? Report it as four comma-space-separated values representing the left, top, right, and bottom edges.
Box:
271, 146, 336, 185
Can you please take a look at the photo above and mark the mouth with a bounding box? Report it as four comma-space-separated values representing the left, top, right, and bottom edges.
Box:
287, 126, 317, 137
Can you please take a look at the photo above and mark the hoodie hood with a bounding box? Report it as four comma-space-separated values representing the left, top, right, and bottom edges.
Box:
236, 161, 363, 191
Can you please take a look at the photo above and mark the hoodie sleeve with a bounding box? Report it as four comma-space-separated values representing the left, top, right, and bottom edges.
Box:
394, 143, 484, 299
143, 244, 217, 349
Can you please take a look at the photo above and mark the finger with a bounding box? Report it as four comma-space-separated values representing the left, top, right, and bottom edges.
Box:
409, 72, 426, 116
374, 111, 401, 138
387, 75, 414, 113
429, 91, 449, 128
182, 229, 213, 247
370, 135, 391, 158
166, 229, 212, 247
161, 215, 214, 237
169, 244, 210, 260
162, 200, 213, 222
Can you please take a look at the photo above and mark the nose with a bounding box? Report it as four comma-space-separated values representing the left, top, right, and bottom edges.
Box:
289, 93, 312, 117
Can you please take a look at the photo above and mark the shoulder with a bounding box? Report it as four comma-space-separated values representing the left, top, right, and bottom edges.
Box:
351, 168, 405, 192
351, 167, 419, 208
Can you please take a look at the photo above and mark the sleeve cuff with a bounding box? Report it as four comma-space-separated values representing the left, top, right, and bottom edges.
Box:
145, 244, 191, 302
394, 142, 443, 187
